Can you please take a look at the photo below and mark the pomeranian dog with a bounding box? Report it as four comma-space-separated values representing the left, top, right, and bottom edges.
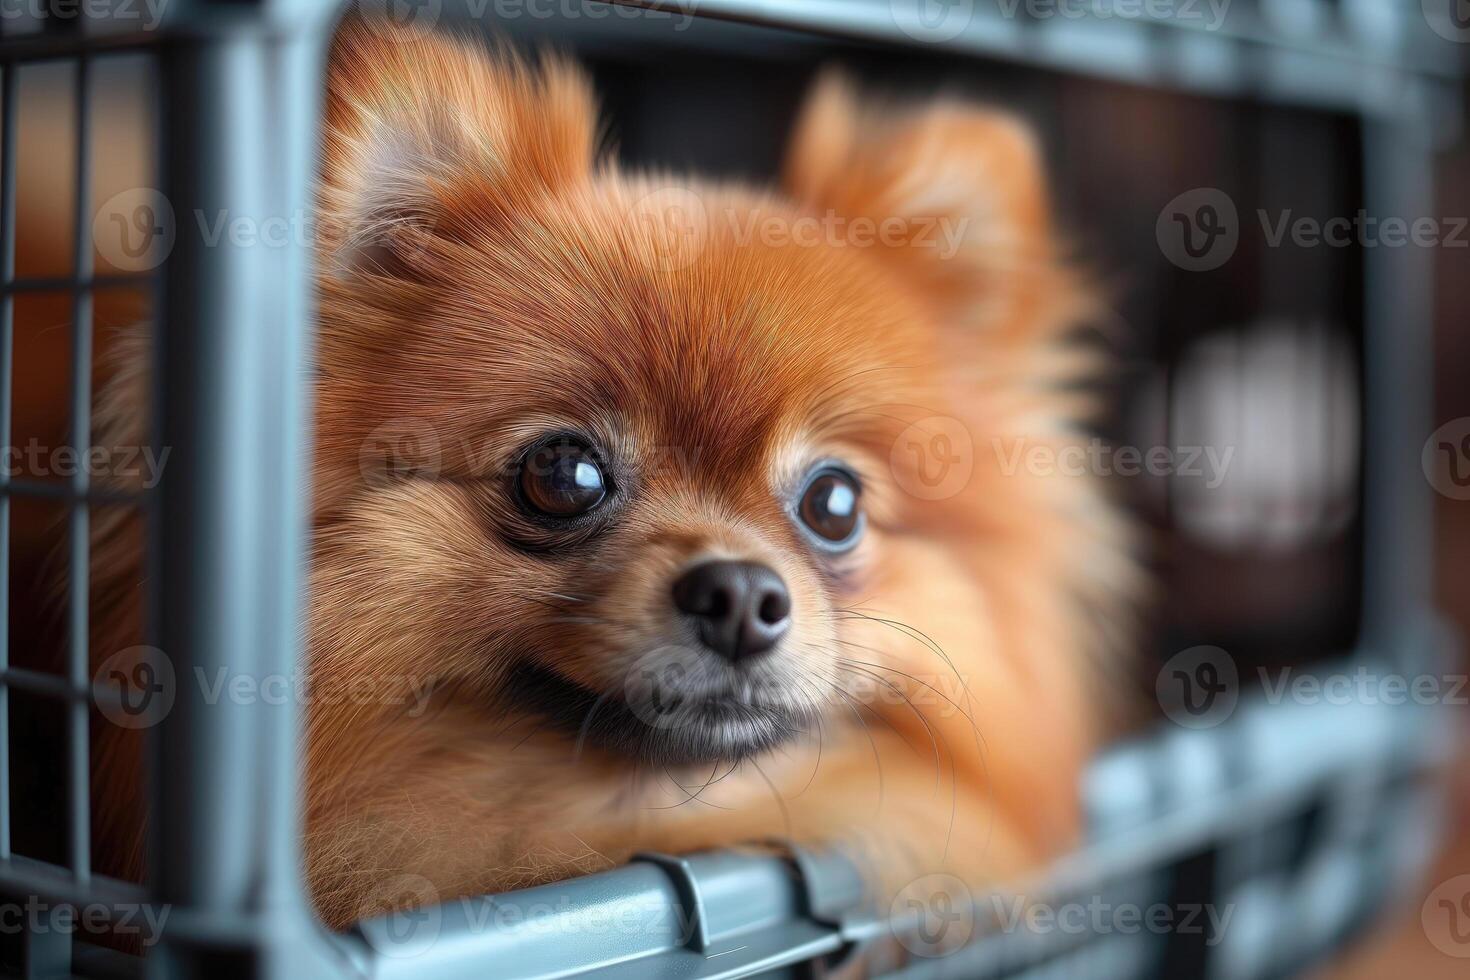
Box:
84, 19, 1133, 933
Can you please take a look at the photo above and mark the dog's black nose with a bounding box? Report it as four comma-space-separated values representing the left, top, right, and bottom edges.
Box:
672, 560, 791, 662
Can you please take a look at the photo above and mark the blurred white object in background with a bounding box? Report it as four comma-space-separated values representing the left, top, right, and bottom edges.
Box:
1165, 322, 1360, 552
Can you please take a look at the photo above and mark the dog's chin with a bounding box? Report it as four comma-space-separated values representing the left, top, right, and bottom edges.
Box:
506, 662, 816, 767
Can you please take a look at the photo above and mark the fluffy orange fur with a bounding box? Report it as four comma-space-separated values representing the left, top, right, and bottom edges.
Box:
89, 20, 1135, 931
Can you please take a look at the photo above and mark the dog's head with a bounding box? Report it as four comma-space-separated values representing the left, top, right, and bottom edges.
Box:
310, 24, 1119, 814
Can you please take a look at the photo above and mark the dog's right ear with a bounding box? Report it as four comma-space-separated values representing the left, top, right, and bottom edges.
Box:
783, 72, 1085, 350
320, 19, 597, 277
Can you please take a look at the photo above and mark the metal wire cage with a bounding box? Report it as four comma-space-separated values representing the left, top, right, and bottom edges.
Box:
0, 1, 1461, 979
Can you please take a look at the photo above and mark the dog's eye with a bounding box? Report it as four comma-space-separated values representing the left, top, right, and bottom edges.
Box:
519, 439, 608, 518
797, 469, 863, 548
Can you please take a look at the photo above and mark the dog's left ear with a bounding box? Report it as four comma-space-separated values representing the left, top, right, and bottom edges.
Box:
783, 72, 1086, 344
320, 19, 598, 277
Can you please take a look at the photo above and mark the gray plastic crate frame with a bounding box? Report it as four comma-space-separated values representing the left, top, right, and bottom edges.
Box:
0, 1, 1460, 978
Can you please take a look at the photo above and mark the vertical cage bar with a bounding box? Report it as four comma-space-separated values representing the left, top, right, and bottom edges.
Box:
255, 31, 324, 917
0, 62, 16, 864
67, 54, 93, 883
149, 18, 344, 978
1359, 120, 1435, 657
152, 33, 267, 917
